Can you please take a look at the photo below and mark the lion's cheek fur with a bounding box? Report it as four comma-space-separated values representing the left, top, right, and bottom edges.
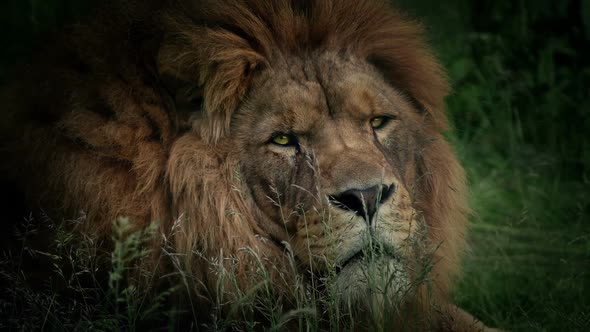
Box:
166, 134, 293, 295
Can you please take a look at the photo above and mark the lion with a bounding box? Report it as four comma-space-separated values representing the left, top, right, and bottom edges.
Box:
1, 0, 500, 330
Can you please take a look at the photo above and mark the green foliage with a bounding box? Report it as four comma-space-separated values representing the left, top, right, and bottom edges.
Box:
1, 215, 436, 331
399, 0, 590, 330
0, 216, 178, 331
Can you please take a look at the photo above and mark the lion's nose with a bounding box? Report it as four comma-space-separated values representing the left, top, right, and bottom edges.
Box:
329, 184, 395, 222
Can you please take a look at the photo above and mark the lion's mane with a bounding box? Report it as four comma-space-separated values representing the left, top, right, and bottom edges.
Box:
2, 0, 468, 327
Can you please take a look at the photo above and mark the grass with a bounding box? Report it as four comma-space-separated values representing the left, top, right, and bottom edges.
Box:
1, 214, 438, 331
397, 0, 590, 330
2, 0, 590, 331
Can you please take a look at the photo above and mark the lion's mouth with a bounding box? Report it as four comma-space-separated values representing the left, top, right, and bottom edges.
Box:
335, 244, 397, 274
335, 251, 365, 274
332, 244, 408, 303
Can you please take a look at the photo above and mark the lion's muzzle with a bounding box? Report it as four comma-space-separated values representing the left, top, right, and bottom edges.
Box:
329, 183, 396, 222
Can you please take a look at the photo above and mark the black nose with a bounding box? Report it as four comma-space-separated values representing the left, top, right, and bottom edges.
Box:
329, 184, 395, 222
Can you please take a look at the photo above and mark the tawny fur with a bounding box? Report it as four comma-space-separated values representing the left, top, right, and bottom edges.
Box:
1, 0, 496, 330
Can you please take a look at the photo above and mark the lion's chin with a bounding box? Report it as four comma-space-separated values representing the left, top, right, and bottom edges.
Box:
333, 255, 409, 310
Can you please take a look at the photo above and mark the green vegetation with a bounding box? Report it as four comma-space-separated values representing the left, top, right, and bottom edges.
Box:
1, 0, 589, 331
398, 0, 590, 330
1, 216, 438, 331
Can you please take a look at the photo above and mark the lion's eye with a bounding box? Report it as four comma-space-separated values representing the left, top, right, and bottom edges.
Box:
271, 133, 297, 146
370, 116, 389, 130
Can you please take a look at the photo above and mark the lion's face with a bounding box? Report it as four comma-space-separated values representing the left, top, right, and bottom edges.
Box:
232, 53, 427, 302
0, 0, 492, 328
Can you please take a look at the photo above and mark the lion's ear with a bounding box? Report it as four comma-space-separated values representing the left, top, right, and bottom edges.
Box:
356, 13, 450, 131
367, 53, 449, 131
198, 47, 262, 143
158, 17, 265, 143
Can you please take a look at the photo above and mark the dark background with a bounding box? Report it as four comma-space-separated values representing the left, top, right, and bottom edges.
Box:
1, 0, 589, 330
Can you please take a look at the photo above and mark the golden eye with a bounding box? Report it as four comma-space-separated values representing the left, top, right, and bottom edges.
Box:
370, 116, 388, 129
272, 134, 293, 146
